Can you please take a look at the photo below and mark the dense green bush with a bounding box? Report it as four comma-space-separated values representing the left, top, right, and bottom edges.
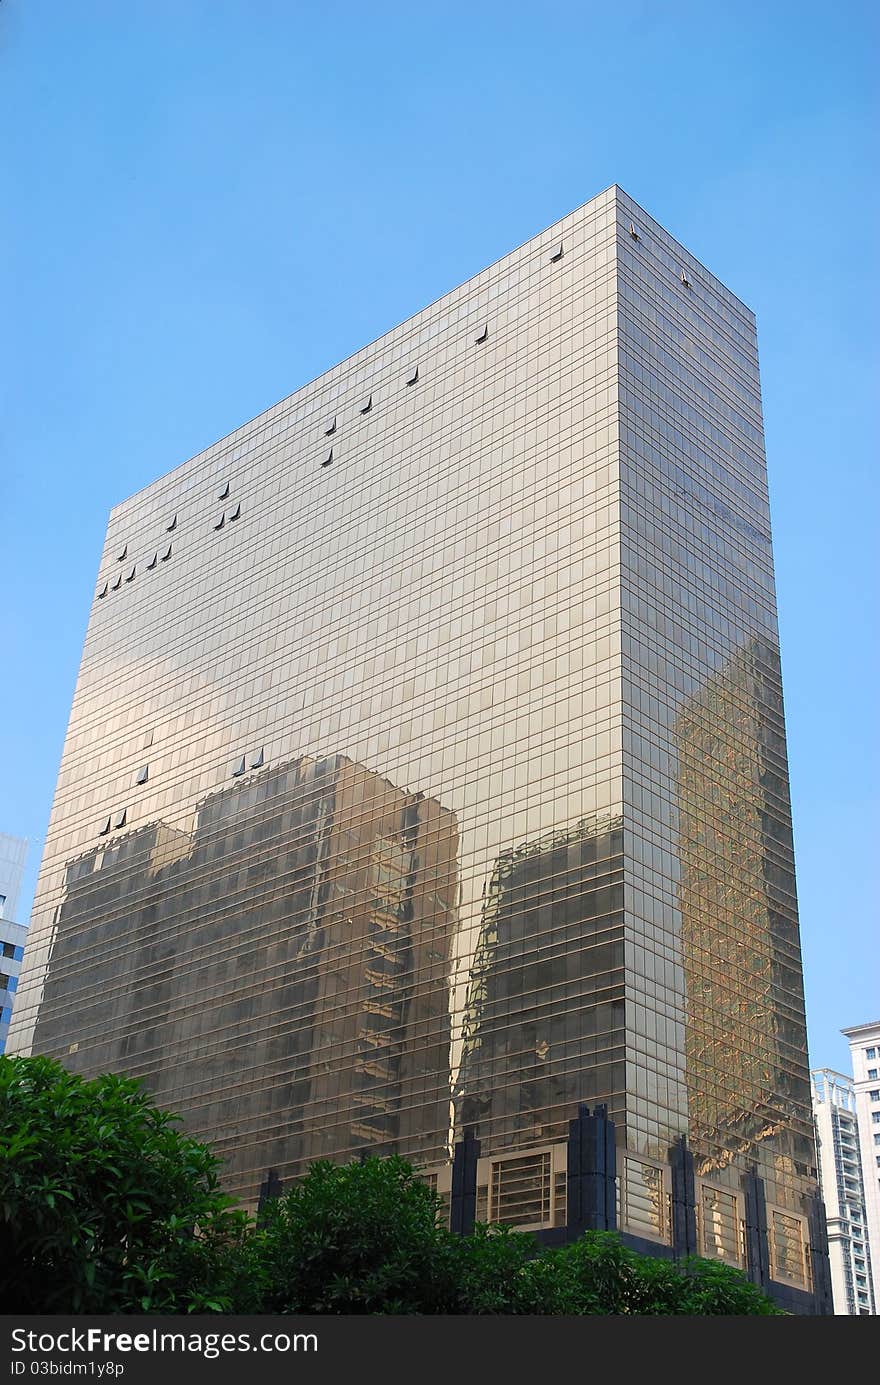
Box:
1, 1055, 781, 1314
0, 1054, 249, 1312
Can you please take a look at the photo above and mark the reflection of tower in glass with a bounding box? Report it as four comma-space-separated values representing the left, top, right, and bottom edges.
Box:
455, 815, 625, 1151
34, 755, 457, 1201
674, 638, 813, 1175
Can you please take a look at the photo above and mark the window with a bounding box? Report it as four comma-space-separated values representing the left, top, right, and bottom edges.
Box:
866, 1048, 876, 1060
250, 748, 264, 769
214, 513, 225, 530
874, 1134, 880, 1145
324, 416, 336, 436
549, 244, 563, 262
2, 942, 14, 958
770, 1210, 806, 1286
321, 450, 333, 468
229, 503, 241, 521
869, 1069, 878, 1079
406, 366, 419, 385
629, 222, 640, 240
113, 809, 127, 830
870, 1090, 879, 1102
125, 565, 136, 582
166, 515, 177, 532
360, 395, 372, 414
218, 482, 229, 500
162, 543, 172, 561
231, 756, 246, 777
873, 1113, 880, 1124
0, 900, 6, 917
700, 1186, 740, 1264
116, 544, 127, 561
475, 325, 488, 343
135, 766, 149, 785
98, 817, 111, 836
146, 552, 158, 570
97, 582, 108, 599
111, 574, 122, 591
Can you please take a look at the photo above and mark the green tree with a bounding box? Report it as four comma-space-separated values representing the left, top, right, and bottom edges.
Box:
253, 1159, 782, 1315
0, 1054, 249, 1313
254, 1154, 460, 1313
1, 1056, 782, 1315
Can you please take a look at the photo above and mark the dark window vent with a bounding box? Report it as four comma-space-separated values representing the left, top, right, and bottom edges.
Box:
166, 515, 177, 532
321, 449, 334, 468
475, 325, 489, 344
629, 222, 640, 241
135, 765, 149, 785
325, 417, 337, 436
113, 809, 127, 830
146, 552, 158, 570
360, 395, 373, 415
250, 748, 264, 769
680, 268, 691, 287
97, 582, 108, 600
111, 574, 122, 591
218, 482, 230, 500
231, 756, 246, 778
214, 513, 225, 531
550, 244, 564, 262
406, 366, 419, 386
98, 816, 112, 837
228, 502, 241, 521
161, 543, 173, 561
125, 565, 136, 583
117, 544, 128, 562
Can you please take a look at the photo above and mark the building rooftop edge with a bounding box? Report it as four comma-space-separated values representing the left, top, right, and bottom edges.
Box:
811, 1067, 853, 1082
109, 184, 754, 517
842, 1022, 880, 1038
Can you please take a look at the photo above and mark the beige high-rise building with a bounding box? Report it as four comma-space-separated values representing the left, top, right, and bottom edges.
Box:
10, 186, 821, 1301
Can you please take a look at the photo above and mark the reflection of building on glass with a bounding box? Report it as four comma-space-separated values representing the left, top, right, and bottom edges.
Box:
455, 815, 625, 1151
9, 189, 826, 1305
674, 639, 813, 1177
34, 755, 457, 1201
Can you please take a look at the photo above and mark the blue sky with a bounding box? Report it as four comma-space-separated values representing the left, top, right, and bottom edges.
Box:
1, 0, 877, 1075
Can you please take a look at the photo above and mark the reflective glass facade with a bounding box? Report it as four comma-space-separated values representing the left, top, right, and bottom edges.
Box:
10, 187, 817, 1235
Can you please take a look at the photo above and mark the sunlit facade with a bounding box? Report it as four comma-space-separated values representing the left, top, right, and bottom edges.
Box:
812, 1068, 876, 1314
10, 186, 819, 1288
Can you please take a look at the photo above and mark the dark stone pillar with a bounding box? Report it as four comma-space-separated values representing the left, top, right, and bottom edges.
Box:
805, 1193, 834, 1315
566, 1102, 617, 1236
450, 1127, 480, 1235
741, 1165, 771, 1292
256, 1167, 283, 1220
669, 1135, 697, 1258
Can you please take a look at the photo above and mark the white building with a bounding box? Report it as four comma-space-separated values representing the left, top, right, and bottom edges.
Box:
812, 1068, 876, 1314
843, 1022, 880, 1312
0, 832, 29, 1054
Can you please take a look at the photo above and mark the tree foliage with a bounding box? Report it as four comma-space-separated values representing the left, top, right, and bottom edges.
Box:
0, 1055, 248, 1313
1, 1055, 781, 1314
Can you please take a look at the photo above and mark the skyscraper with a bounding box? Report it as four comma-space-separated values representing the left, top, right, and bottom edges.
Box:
811, 1068, 876, 1314
9, 186, 821, 1304
842, 1022, 880, 1309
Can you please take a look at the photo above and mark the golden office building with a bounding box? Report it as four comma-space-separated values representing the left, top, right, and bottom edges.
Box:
10, 187, 818, 1275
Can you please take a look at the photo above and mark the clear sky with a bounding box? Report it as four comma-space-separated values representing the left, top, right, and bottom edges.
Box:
1, 0, 877, 1075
